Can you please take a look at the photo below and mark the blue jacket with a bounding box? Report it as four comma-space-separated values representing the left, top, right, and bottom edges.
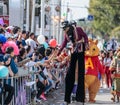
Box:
4, 54, 18, 74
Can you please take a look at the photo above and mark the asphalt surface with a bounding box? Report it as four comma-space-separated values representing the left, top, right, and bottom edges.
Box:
32, 84, 120, 105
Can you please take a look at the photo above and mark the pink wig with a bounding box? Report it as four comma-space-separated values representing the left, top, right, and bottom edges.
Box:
2, 41, 19, 55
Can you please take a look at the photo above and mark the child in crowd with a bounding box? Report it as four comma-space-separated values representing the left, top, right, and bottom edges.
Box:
103, 52, 112, 88
109, 51, 120, 102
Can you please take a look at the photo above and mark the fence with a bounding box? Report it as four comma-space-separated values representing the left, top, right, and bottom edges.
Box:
0, 62, 67, 105
0, 66, 37, 105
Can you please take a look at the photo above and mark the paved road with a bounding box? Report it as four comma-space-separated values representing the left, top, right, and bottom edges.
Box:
35, 85, 120, 105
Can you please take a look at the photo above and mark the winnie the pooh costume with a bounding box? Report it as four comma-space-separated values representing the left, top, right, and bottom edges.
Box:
85, 39, 105, 103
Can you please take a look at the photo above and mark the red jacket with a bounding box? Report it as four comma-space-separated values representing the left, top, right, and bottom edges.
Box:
85, 56, 105, 77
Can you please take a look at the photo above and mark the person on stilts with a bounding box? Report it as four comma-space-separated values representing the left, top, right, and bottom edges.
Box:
58, 21, 89, 105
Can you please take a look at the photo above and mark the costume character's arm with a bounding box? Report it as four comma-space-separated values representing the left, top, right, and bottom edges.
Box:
97, 57, 105, 79
57, 36, 68, 56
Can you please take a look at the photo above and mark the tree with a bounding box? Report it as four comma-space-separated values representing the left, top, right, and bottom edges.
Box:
89, 0, 120, 38
111, 26, 120, 40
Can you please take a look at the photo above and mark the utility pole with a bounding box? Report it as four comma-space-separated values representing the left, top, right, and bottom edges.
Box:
58, 0, 61, 44
31, 0, 35, 32
26, 0, 29, 31
40, 0, 45, 35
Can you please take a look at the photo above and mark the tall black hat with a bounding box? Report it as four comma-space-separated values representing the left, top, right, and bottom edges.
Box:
61, 21, 70, 30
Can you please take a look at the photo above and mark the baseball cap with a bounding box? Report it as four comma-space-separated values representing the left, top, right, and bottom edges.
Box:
0, 34, 7, 44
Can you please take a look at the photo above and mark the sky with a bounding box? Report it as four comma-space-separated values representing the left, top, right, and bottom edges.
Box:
62, 0, 90, 20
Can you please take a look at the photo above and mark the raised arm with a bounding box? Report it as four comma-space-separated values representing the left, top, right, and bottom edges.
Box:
57, 36, 68, 56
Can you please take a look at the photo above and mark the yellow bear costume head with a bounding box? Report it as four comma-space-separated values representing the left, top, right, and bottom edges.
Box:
85, 39, 99, 56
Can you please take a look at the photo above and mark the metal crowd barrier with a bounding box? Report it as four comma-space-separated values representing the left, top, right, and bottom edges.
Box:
0, 62, 68, 105
51, 62, 67, 87
0, 66, 37, 105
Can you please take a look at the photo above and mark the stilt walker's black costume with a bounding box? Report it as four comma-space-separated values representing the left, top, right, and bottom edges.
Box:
58, 21, 89, 104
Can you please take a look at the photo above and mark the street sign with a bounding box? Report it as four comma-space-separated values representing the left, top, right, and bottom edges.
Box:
87, 15, 94, 21
79, 18, 85, 21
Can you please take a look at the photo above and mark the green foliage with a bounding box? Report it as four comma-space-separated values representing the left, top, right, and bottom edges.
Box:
89, 0, 120, 38
111, 26, 120, 38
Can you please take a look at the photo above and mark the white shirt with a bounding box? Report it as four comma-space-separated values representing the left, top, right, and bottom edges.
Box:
103, 57, 111, 67
25, 38, 37, 55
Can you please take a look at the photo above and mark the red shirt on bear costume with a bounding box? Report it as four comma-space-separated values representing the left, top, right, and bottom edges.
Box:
85, 56, 104, 77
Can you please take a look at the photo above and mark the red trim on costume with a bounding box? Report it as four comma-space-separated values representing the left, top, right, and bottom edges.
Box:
85, 56, 104, 77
